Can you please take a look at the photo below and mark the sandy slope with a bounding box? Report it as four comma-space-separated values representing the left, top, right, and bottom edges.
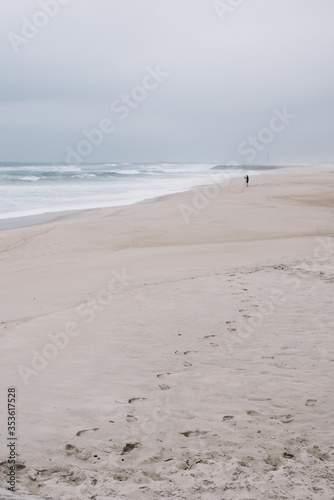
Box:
0, 167, 334, 499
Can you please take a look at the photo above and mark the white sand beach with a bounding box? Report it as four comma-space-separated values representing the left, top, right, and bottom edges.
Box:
0, 167, 334, 499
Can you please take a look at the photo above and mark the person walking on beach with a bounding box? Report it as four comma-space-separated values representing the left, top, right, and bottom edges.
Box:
244, 174, 249, 187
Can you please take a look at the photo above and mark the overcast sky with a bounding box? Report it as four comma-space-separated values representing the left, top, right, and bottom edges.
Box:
0, 0, 333, 163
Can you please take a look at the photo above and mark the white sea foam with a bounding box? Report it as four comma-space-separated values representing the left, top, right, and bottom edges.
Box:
18, 176, 40, 181
0, 162, 282, 226
0, 165, 82, 173
115, 169, 141, 175
72, 173, 97, 178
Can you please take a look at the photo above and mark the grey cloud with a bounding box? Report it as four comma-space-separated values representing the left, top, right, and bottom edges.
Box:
0, 0, 333, 162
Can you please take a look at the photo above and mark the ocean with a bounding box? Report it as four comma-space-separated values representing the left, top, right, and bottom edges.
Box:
0, 162, 281, 229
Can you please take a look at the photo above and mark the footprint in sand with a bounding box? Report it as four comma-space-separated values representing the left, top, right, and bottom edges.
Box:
126, 414, 138, 423
121, 442, 140, 455
65, 444, 79, 456
128, 397, 147, 404
246, 410, 263, 417
76, 449, 91, 460
175, 350, 197, 355
263, 455, 282, 470
270, 414, 294, 424
307, 445, 329, 461
305, 399, 317, 406
159, 384, 170, 391
76, 428, 99, 437
157, 372, 171, 378
180, 430, 208, 437
65, 444, 91, 460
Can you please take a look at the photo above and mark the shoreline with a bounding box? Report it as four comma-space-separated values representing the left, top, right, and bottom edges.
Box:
0, 209, 82, 231
0, 164, 331, 232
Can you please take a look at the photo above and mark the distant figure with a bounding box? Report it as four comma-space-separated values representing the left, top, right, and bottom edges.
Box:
244, 174, 249, 187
